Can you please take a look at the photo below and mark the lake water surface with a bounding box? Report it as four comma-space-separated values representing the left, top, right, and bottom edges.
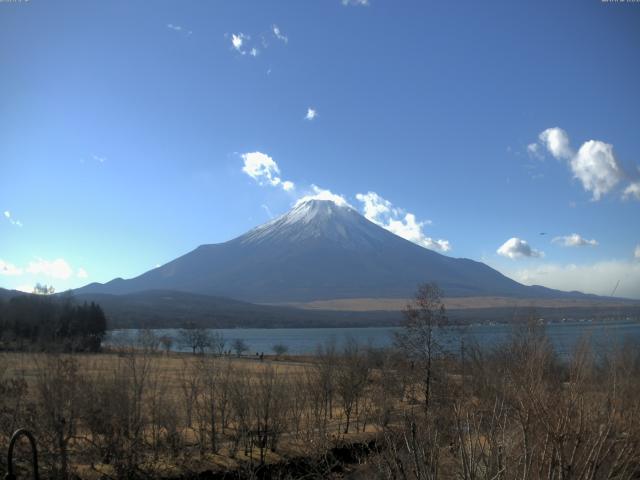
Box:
108, 319, 640, 356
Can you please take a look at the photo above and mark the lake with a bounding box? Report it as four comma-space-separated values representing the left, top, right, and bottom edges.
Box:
107, 319, 640, 357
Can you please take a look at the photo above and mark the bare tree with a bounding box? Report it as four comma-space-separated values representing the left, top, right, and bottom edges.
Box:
137, 328, 160, 353
35, 355, 82, 479
159, 335, 173, 354
315, 339, 337, 423
231, 338, 249, 357
395, 282, 447, 414
212, 331, 226, 356
252, 366, 288, 462
0, 356, 30, 457
335, 339, 370, 433
272, 343, 288, 358
179, 325, 213, 354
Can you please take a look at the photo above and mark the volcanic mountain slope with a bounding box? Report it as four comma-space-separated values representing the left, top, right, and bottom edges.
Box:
75, 199, 592, 303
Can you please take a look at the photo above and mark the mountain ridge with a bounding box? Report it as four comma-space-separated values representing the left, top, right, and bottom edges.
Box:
74, 199, 604, 302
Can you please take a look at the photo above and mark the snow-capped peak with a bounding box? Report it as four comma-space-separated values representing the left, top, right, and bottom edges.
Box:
287, 198, 353, 224
238, 198, 373, 246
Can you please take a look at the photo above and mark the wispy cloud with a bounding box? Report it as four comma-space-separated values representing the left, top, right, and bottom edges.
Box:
228, 25, 288, 58
272, 25, 288, 44
230, 33, 260, 57
552, 233, 598, 247
623, 181, 640, 200
26, 258, 73, 280
526, 142, 544, 160
532, 127, 638, 201
3, 210, 23, 227
80, 154, 107, 165
261, 204, 274, 219
167, 23, 192, 36
497, 237, 543, 259
342, 0, 369, 5
304, 108, 318, 121
77, 267, 89, 279
241, 152, 295, 192
635, 244, 640, 260
295, 185, 349, 207
230, 33, 252, 55
355, 191, 451, 252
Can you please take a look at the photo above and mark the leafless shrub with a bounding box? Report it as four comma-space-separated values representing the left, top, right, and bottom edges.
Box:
34, 355, 82, 479
335, 339, 370, 434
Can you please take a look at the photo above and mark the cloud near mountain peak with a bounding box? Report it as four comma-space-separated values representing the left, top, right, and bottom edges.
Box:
240, 152, 451, 252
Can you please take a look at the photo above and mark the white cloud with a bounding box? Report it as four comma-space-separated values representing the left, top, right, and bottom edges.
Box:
167, 24, 192, 35
295, 185, 349, 207
497, 237, 543, 259
15, 285, 34, 293
26, 258, 73, 279
533, 127, 632, 201
3, 210, 23, 227
272, 25, 288, 43
357, 191, 394, 219
635, 244, 640, 260
552, 233, 598, 247
342, 0, 369, 5
571, 140, 623, 201
355, 191, 450, 252
281, 180, 295, 191
305, 108, 317, 121
77, 267, 88, 279
242, 152, 279, 185
539, 127, 572, 160
623, 182, 640, 200
241, 151, 295, 192
502, 260, 640, 299
229, 26, 287, 59
231, 33, 248, 54
0, 259, 23, 276
527, 143, 543, 160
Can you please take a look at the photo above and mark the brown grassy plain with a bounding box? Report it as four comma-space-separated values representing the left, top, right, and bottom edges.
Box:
2, 321, 640, 480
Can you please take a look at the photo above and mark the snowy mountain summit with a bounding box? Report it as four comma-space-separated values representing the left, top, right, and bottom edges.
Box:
240, 199, 384, 247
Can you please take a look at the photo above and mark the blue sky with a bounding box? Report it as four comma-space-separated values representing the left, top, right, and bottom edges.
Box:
1, 0, 639, 298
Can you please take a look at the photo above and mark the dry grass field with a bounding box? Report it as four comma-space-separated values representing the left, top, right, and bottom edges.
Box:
2, 319, 640, 479
0, 347, 389, 479
277, 296, 640, 312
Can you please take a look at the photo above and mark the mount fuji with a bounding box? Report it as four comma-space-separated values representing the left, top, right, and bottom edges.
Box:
75, 199, 589, 303
76, 200, 582, 303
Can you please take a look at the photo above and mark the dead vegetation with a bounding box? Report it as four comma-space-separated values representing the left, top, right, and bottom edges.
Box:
1, 287, 639, 479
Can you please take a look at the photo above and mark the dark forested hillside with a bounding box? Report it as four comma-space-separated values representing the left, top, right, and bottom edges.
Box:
0, 293, 107, 351
74, 289, 402, 328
